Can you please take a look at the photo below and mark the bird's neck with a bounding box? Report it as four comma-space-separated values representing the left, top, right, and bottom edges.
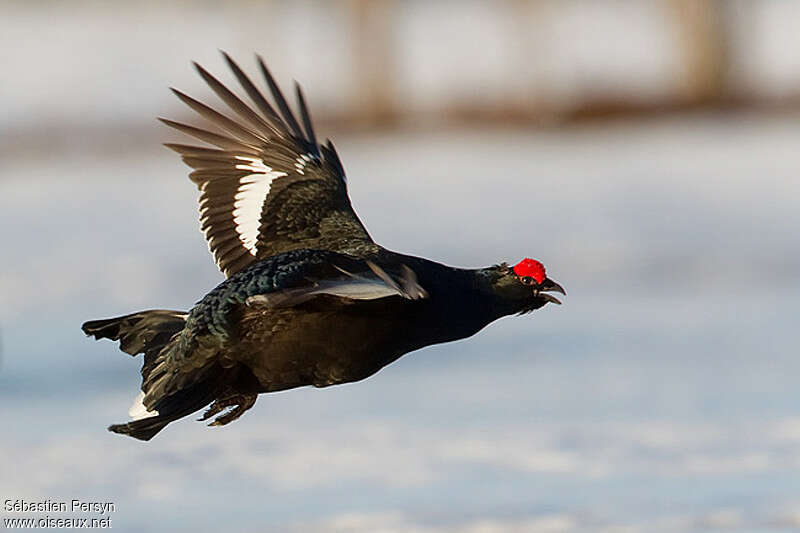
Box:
467, 265, 536, 320
416, 265, 513, 339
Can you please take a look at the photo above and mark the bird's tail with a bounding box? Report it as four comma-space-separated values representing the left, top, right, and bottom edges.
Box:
107, 373, 223, 441
82, 310, 188, 359
82, 310, 226, 441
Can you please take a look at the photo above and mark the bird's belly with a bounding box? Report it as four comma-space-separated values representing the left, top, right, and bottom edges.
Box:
235, 302, 431, 392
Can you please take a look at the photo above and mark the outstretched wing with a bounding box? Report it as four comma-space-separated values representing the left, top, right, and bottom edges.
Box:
163, 52, 376, 277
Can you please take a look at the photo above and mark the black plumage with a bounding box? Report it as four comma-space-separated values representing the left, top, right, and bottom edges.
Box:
82, 53, 565, 440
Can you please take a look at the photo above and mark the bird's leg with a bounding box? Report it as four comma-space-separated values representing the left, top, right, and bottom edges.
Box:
198, 393, 257, 426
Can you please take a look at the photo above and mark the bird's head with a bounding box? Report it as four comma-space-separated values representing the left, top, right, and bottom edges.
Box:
482, 258, 566, 314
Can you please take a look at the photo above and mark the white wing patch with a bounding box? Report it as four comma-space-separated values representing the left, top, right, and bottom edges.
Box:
128, 391, 159, 421
226, 156, 285, 256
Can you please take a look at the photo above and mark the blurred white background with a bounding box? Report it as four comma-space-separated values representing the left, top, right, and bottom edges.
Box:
1, 2, 800, 532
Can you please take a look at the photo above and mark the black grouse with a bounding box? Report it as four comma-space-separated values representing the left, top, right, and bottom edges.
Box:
82, 53, 566, 441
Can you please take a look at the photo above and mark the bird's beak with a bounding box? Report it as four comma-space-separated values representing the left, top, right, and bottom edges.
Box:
534, 278, 566, 305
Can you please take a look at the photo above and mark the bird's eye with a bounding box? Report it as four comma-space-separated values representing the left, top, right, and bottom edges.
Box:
521, 276, 533, 285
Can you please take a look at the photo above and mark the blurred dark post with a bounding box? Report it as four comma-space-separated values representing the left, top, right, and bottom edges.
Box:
351, 0, 396, 125
509, 0, 554, 123
669, 0, 731, 106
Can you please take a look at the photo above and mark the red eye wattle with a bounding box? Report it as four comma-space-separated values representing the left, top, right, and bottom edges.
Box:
512, 258, 546, 284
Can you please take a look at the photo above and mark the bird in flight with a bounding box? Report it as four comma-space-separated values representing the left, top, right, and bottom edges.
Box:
82, 53, 566, 440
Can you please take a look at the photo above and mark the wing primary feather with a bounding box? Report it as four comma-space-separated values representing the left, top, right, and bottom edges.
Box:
170, 88, 264, 145
182, 155, 242, 169
257, 55, 306, 141
159, 118, 258, 153
189, 169, 248, 182
164, 143, 228, 156
221, 51, 284, 127
164, 144, 256, 164
193, 61, 279, 138
294, 82, 319, 155
325, 138, 346, 179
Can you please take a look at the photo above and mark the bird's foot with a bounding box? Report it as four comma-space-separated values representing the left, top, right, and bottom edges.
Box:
199, 393, 257, 427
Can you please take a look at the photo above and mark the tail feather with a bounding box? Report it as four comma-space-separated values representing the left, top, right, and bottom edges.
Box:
82, 310, 187, 356
84, 309, 254, 440
108, 369, 226, 441
83, 309, 211, 441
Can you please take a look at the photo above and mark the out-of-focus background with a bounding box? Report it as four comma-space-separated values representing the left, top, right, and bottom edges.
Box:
2, 1, 799, 532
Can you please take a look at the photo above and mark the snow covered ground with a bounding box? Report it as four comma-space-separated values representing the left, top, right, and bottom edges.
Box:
1, 112, 799, 532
